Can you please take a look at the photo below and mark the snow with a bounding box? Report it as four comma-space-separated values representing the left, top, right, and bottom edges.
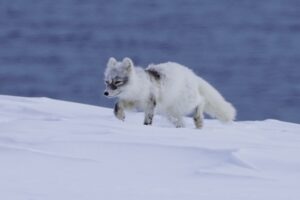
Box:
0, 95, 299, 200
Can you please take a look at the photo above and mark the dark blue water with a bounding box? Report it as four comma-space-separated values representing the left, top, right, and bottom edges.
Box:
0, 0, 299, 123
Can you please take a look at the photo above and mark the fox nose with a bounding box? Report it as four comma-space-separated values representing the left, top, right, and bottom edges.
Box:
104, 91, 109, 96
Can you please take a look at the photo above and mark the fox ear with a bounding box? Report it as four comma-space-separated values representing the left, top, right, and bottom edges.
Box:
122, 57, 134, 71
107, 57, 117, 67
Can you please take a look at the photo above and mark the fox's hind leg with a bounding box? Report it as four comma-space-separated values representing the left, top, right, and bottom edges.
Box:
193, 102, 205, 129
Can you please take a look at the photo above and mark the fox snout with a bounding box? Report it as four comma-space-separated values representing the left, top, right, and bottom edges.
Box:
103, 90, 113, 97
103, 89, 120, 98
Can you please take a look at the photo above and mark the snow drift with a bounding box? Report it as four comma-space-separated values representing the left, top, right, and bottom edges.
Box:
0, 95, 299, 200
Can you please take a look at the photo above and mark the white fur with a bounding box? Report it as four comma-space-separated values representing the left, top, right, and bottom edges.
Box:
104, 57, 236, 128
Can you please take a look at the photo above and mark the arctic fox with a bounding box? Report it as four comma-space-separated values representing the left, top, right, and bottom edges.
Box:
104, 57, 236, 128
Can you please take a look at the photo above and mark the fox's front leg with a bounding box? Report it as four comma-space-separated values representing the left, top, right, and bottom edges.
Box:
114, 100, 125, 121
144, 95, 156, 125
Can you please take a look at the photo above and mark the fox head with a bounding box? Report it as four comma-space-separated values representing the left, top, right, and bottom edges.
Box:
103, 57, 133, 98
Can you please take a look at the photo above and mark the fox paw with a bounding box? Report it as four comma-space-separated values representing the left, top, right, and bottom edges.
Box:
115, 112, 125, 121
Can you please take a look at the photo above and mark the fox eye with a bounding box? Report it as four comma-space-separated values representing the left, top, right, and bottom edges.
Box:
114, 80, 123, 85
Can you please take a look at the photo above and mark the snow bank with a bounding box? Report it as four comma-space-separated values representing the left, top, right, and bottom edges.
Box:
0, 95, 299, 200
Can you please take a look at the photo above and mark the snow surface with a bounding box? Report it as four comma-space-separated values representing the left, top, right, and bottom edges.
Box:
0, 95, 300, 200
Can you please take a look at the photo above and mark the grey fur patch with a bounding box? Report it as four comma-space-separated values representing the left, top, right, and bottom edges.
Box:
114, 101, 125, 121
143, 94, 156, 125
145, 69, 161, 81
193, 106, 203, 129
144, 117, 152, 125
114, 103, 119, 115
149, 95, 157, 106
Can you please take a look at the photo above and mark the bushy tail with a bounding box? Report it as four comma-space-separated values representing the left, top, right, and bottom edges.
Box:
198, 77, 236, 122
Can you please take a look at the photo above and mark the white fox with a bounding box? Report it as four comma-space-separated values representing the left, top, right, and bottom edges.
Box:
104, 57, 236, 128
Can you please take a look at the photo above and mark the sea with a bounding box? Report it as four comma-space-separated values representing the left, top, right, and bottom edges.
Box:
0, 0, 299, 123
